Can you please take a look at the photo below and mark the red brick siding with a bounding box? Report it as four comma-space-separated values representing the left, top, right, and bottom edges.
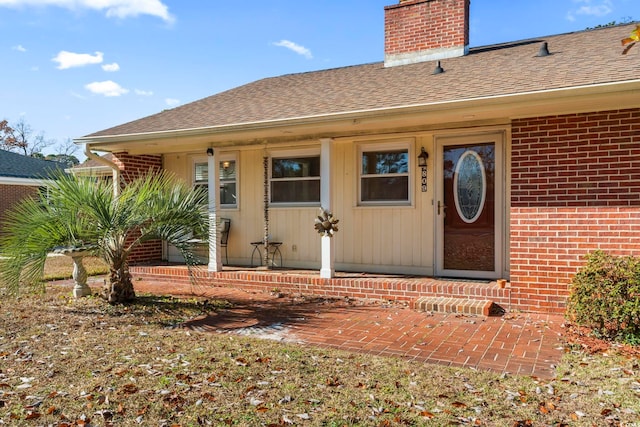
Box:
510, 109, 640, 312
0, 184, 39, 235
112, 153, 164, 264
384, 0, 469, 56
111, 153, 162, 184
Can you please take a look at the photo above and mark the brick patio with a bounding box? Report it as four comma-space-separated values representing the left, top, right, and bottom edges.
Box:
128, 274, 567, 378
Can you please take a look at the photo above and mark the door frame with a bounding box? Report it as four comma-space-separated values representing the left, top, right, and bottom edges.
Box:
434, 131, 506, 280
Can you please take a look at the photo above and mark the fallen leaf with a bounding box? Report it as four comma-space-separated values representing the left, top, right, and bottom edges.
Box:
419, 411, 435, 418
202, 392, 217, 402
25, 411, 40, 420
121, 383, 138, 394
326, 377, 341, 387
176, 373, 191, 382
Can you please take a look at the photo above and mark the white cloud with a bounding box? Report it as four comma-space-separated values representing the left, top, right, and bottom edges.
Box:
568, 0, 613, 21
0, 0, 174, 23
135, 89, 153, 96
165, 98, 180, 107
85, 80, 128, 97
12, 44, 26, 52
102, 62, 120, 72
273, 40, 313, 59
53, 50, 103, 69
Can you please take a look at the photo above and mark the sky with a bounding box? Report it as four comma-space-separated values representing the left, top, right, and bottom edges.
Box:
2, 0, 639, 159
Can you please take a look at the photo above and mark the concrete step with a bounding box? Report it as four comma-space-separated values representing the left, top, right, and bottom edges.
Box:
413, 296, 502, 317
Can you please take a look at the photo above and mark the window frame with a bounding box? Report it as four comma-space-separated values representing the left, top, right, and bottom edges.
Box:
358, 140, 413, 207
269, 148, 321, 207
192, 152, 239, 209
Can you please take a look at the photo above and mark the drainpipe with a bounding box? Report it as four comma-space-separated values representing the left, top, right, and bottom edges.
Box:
84, 144, 120, 197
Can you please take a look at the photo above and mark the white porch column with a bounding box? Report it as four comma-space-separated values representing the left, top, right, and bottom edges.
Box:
207, 149, 222, 272
320, 138, 334, 278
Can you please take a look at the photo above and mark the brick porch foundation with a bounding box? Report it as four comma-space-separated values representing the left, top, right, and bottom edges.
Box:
130, 265, 519, 314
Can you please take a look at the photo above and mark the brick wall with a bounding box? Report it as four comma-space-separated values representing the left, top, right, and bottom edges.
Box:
111, 153, 163, 184
384, 0, 469, 56
112, 153, 164, 264
0, 184, 39, 236
510, 108, 640, 312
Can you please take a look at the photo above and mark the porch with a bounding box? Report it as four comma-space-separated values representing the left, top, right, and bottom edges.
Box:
129, 263, 513, 316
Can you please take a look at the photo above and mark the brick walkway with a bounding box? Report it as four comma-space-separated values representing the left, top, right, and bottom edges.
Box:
131, 279, 567, 378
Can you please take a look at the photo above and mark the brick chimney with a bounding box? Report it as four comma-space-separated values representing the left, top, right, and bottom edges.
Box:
384, 0, 470, 67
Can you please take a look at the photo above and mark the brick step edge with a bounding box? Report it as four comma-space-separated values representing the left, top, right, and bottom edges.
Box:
413, 296, 499, 317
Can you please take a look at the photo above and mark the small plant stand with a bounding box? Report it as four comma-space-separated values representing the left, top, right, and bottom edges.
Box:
53, 247, 93, 298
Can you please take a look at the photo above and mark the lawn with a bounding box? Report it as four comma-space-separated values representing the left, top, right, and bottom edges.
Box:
43, 255, 109, 281
0, 273, 638, 425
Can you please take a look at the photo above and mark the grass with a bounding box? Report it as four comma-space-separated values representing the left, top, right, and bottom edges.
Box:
0, 287, 639, 426
43, 255, 109, 281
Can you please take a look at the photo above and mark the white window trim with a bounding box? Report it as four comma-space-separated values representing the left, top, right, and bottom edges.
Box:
357, 140, 413, 207
269, 148, 321, 207
192, 152, 239, 209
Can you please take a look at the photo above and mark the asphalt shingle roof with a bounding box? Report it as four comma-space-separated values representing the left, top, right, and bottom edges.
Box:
87, 24, 640, 138
0, 149, 65, 179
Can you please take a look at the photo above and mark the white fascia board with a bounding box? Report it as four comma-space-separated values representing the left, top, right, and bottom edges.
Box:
0, 176, 51, 186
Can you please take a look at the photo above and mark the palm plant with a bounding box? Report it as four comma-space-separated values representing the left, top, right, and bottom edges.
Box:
0, 171, 208, 303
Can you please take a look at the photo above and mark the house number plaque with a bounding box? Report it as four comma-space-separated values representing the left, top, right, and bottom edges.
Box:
421, 166, 427, 192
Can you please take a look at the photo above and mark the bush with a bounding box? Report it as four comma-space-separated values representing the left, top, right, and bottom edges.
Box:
566, 250, 640, 345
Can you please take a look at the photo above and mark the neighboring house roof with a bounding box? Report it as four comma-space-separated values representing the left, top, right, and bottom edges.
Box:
70, 153, 114, 177
74, 152, 114, 168
0, 149, 64, 183
83, 24, 640, 140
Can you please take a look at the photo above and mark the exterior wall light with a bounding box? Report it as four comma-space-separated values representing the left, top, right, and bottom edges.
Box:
417, 147, 429, 167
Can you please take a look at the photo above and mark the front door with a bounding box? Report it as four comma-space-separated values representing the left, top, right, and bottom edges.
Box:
435, 133, 504, 279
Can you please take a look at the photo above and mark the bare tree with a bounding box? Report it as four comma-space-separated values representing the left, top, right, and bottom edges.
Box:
11, 118, 54, 156
0, 118, 54, 156
55, 138, 79, 157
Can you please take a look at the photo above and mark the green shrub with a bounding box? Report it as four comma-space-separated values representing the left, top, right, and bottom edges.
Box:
566, 250, 640, 345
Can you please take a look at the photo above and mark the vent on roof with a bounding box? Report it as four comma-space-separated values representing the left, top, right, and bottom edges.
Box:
536, 41, 551, 57
384, 0, 470, 67
432, 60, 445, 74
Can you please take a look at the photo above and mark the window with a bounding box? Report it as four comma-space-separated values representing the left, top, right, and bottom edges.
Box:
219, 159, 237, 206
359, 143, 410, 205
193, 154, 238, 208
270, 152, 320, 205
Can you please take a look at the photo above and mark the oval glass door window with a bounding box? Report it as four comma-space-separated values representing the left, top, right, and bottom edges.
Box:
453, 150, 486, 223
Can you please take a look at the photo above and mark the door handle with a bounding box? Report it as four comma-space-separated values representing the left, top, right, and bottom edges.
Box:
438, 201, 447, 215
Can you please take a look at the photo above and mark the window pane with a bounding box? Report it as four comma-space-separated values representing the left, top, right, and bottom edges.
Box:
271, 180, 320, 203
361, 176, 409, 201
272, 157, 320, 178
219, 160, 236, 180
220, 182, 236, 205
362, 150, 408, 175
195, 162, 208, 183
